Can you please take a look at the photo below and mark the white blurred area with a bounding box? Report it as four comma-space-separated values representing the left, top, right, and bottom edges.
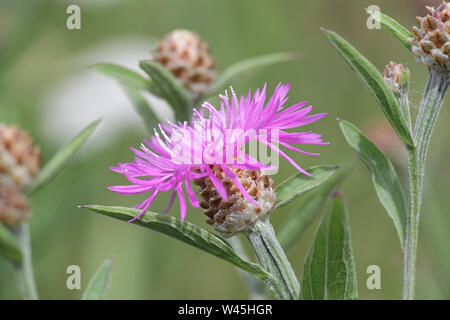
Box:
41, 37, 173, 151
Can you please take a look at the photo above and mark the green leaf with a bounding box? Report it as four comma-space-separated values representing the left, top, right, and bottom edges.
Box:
366, 9, 413, 50
81, 205, 270, 281
278, 166, 347, 252
26, 119, 101, 195
82, 257, 114, 300
92, 63, 160, 132
340, 120, 406, 248
300, 192, 358, 300
207, 52, 298, 96
92, 63, 151, 91
322, 29, 414, 147
122, 86, 159, 132
139, 60, 192, 121
275, 165, 339, 209
0, 223, 22, 262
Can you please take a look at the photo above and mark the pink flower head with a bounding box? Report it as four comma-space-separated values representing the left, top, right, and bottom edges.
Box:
109, 83, 328, 222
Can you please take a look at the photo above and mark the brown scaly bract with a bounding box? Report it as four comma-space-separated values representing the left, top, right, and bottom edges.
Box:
194, 166, 276, 236
0, 184, 30, 225
154, 29, 216, 98
382, 62, 409, 94
0, 124, 40, 225
411, 1, 450, 69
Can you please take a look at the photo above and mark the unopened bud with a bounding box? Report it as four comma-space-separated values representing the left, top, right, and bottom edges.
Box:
0, 184, 29, 226
194, 166, 276, 237
154, 29, 216, 98
0, 124, 41, 189
383, 62, 410, 95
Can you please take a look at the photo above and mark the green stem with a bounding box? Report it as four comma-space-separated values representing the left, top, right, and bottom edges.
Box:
244, 217, 299, 300
398, 91, 412, 133
405, 148, 420, 300
12, 222, 38, 300
403, 68, 449, 300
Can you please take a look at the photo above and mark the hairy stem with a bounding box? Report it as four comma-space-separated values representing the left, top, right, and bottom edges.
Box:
244, 218, 299, 300
12, 222, 38, 300
404, 68, 449, 300
398, 91, 412, 133
405, 148, 420, 300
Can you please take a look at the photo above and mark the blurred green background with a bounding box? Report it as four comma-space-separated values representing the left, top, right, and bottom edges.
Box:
0, 0, 449, 300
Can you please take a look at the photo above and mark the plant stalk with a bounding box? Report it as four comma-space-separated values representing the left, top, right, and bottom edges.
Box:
244, 217, 299, 300
12, 222, 38, 300
403, 68, 449, 300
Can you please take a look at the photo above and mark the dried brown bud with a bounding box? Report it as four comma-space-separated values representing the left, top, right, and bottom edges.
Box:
382, 62, 410, 94
0, 124, 41, 189
154, 29, 216, 98
194, 166, 276, 237
0, 184, 30, 226
410, 1, 450, 69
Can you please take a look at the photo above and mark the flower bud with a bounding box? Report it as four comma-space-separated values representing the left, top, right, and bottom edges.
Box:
194, 166, 276, 237
382, 62, 410, 95
154, 29, 216, 98
0, 184, 30, 226
0, 124, 41, 189
410, 1, 450, 69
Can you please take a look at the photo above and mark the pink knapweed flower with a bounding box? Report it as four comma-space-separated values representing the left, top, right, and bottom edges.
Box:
109, 83, 328, 225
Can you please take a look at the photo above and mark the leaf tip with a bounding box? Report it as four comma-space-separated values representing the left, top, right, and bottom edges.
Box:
283, 51, 302, 61
91, 118, 103, 127
87, 62, 111, 71
338, 118, 350, 127
321, 28, 339, 40
138, 59, 154, 68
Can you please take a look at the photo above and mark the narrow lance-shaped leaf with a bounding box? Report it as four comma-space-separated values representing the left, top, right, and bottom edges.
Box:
139, 60, 192, 121
366, 9, 413, 50
93, 63, 160, 132
0, 223, 23, 262
207, 52, 298, 97
322, 29, 414, 147
81, 205, 271, 281
278, 166, 348, 252
92, 63, 161, 97
340, 120, 406, 248
82, 257, 114, 300
122, 86, 160, 132
92, 63, 151, 91
26, 119, 101, 195
300, 192, 358, 300
275, 165, 339, 209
